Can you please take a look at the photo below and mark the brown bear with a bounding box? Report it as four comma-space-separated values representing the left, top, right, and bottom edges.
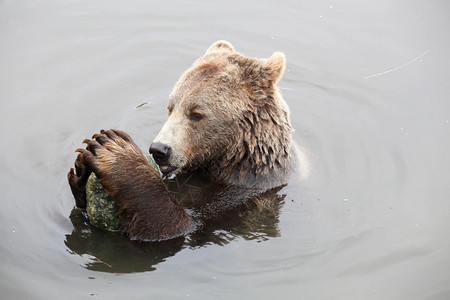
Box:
68, 40, 301, 242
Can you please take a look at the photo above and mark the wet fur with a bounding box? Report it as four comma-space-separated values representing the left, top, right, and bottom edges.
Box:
68, 130, 192, 241
156, 40, 293, 188
68, 41, 296, 241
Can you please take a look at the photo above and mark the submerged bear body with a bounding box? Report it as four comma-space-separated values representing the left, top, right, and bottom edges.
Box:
68, 41, 304, 241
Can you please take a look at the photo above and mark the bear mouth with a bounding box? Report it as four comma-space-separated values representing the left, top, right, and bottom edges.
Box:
157, 164, 178, 175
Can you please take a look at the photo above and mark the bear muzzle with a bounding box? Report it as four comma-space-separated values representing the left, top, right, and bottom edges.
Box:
149, 142, 178, 174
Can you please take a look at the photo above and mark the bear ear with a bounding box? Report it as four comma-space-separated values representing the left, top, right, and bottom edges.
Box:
265, 52, 286, 83
205, 40, 235, 55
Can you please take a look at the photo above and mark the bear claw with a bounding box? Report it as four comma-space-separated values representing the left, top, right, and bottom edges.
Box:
100, 129, 119, 141
83, 139, 103, 154
92, 133, 109, 145
111, 129, 132, 142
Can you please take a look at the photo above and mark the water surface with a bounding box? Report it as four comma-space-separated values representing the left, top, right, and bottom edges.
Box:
1, 0, 449, 299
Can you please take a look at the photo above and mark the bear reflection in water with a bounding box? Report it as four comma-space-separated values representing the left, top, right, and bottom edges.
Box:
65, 171, 286, 273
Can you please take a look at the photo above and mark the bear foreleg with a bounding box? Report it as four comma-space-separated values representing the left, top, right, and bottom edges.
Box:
69, 129, 192, 241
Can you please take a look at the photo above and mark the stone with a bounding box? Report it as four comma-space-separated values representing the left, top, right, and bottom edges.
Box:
85, 155, 159, 232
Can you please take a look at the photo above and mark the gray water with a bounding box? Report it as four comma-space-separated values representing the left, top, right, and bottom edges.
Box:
1, 0, 450, 299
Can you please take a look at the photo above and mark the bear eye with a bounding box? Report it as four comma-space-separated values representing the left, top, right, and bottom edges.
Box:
188, 112, 204, 121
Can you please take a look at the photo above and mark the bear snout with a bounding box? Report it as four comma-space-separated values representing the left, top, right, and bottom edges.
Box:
150, 142, 171, 160
149, 142, 177, 173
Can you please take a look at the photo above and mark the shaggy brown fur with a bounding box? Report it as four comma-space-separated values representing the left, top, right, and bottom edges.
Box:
153, 40, 293, 188
69, 130, 192, 241
68, 41, 295, 241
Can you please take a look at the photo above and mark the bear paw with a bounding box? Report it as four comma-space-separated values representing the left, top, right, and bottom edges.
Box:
68, 147, 93, 209
74, 129, 149, 196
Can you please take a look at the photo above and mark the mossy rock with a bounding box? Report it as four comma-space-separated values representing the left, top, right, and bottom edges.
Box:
85, 155, 159, 232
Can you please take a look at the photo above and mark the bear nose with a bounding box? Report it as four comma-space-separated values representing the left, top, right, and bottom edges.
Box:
149, 142, 172, 161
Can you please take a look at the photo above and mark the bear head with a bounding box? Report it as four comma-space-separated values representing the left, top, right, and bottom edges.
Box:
150, 40, 293, 187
